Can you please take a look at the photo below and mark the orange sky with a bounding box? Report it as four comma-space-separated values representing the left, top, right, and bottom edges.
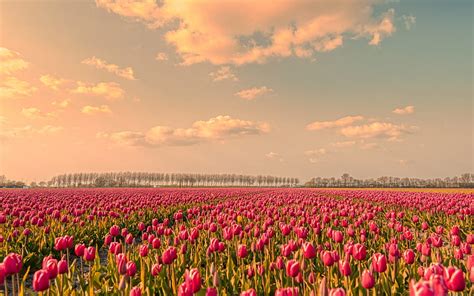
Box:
1, 0, 472, 182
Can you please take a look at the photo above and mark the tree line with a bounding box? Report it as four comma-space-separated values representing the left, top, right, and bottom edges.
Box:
304, 173, 474, 188
42, 172, 300, 188
0, 175, 27, 188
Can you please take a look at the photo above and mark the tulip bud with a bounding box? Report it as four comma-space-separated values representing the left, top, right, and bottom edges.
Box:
32, 269, 50, 292
361, 269, 375, 289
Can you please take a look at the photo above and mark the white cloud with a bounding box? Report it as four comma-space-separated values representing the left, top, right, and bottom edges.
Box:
100, 115, 270, 147
0, 77, 37, 99
0, 125, 63, 140
235, 86, 273, 100
39, 75, 69, 91
52, 99, 71, 108
155, 52, 168, 61
401, 15, 416, 30
392, 105, 415, 115
72, 82, 125, 100
265, 151, 284, 162
96, 0, 398, 65
339, 121, 417, 141
21, 107, 55, 119
82, 56, 136, 80
331, 141, 356, 148
0, 47, 29, 75
81, 105, 113, 115
306, 115, 364, 131
304, 148, 327, 163
209, 66, 238, 82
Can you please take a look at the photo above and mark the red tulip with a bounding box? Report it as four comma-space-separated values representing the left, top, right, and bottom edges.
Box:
0, 264, 5, 285
329, 288, 346, 296
83, 246, 96, 262
139, 244, 149, 257
74, 244, 85, 257
162, 247, 177, 265
444, 266, 465, 292
3, 253, 22, 275
286, 259, 300, 277
151, 263, 162, 276
237, 244, 248, 258
241, 288, 257, 296
321, 251, 334, 266
361, 269, 375, 289
130, 286, 141, 296
58, 259, 68, 274
275, 287, 299, 296
206, 287, 218, 296
403, 249, 415, 264
338, 259, 351, 276
126, 261, 137, 277
302, 242, 316, 259
372, 253, 387, 273
32, 269, 50, 292
184, 268, 201, 293
352, 243, 366, 261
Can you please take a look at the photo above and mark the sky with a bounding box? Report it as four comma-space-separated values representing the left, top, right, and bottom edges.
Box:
0, 0, 472, 183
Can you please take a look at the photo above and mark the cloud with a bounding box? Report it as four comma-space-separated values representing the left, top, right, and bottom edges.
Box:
401, 15, 416, 30
82, 56, 136, 80
100, 115, 270, 147
265, 151, 284, 162
209, 66, 238, 82
0, 77, 37, 99
339, 121, 417, 141
331, 141, 356, 148
52, 98, 71, 108
306, 115, 364, 131
0, 125, 63, 140
304, 148, 327, 163
392, 105, 415, 115
81, 105, 113, 115
155, 52, 168, 61
0, 47, 29, 75
39, 75, 69, 91
96, 0, 399, 65
235, 86, 273, 100
21, 107, 55, 119
72, 82, 125, 100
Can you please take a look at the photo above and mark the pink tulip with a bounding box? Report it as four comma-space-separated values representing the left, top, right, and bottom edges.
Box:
286, 259, 300, 277
302, 242, 316, 259
361, 269, 375, 289
352, 243, 366, 261
237, 244, 248, 258
83, 246, 96, 262
32, 269, 50, 292
372, 253, 387, 273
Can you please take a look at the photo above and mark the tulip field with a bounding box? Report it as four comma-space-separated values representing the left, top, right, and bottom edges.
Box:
0, 188, 473, 295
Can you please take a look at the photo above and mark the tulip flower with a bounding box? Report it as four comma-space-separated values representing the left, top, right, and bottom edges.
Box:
444, 266, 465, 292
403, 249, 415, 264
3, 253, 22, 275
139, 244, 149, 257
74, 244, 85, 257
352, 243, 366, 261
184, 268, 201, 293
162, 247, 177, 265
130, 286, 142, 296
286, 259, 300, 278
206, 287, 218, 296
58, 259, 68, 274
32, 269, 50, 292
237, 244, 248, 258
275, 287, 299, 296
338, 258, 351, 276
302, 242, 316, 259
328, 288, 346, 296
361, 269, 375, 289
126, 261, 137, 277
372, 253, 387, 273
241, 288, 257, 296
83, 246, 96, 262
321, 251, 335, 267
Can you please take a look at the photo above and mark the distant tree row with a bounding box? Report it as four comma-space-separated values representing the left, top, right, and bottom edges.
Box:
43, 172, 300, 188
305, 173, 474, 188
0, 175, 27, 188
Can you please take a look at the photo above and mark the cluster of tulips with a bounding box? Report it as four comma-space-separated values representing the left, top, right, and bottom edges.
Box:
0, 188, 472, 295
